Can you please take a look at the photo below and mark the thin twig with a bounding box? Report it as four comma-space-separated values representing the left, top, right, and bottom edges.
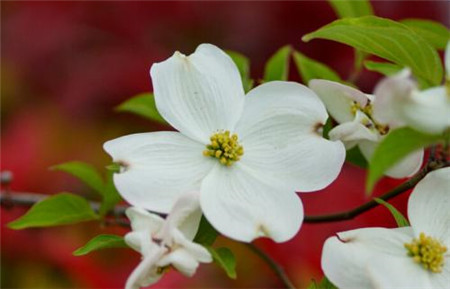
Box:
3, 161, 449, 225
303, 162, 447, 223
246, 243, 297, 289
0, 191, 128, 216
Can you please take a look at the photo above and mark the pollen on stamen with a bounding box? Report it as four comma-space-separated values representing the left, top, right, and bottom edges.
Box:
203, 130, 244, 166
351, 101, 389, 135
404, 232, 447, 273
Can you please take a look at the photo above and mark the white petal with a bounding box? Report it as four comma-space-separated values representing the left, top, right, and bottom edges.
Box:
200, 164, 303, 243
400, 87, 450, 134
126, 207, 164, 233
150, 44, 245, 143
372, 70, 450, 134
124, 231, 148, 254
358, 140, 423, 178
171, 229, 212, 263
250, 135, 344, 192
124, 208, 163, 254
104, 132, 213, 213
309, 79, 369, 124
368, 255, 432, 289
372, 69, 414, 128
328, 113, 379, 149
157, 191, 202, 242
408, 167, 450, 247
384, 149, 423, 179
335, 227, 413, 257
158, 249, 199, 277
322, 236, 373, 289
235, 81, 345, 192
429, 258, 450, 289
321, 227, 413, 289
125, 247, 166, 289
125, 231, 162, 258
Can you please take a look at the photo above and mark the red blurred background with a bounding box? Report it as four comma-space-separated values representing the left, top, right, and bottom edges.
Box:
1, 1, 449, 288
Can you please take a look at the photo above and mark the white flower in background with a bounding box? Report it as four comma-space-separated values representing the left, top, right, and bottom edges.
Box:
322, 167, 450, 288
309, 79, 423, 178
104, 44, 346, 243
372, 42, 450, 135
125, 192, 212, 289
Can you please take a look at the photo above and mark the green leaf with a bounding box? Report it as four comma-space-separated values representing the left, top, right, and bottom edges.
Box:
364, 61, 403, 76
367, 127, 444, 192
73, 234, 128, 256
52, 161, 105, 196
226, 50, 253, 92
401, 19, 450, 50
327, 0, 373, 75
307, 277, 338, 289
364, 61, 430, 89
345, 146, 368, 169
99, 172, 122, 216
8, 193, 99, 229
116, 93, 166, 124
293, 51, 343, 84
264, 45, 292, 82
303, 16, 443, 86
374, 198, 410, 227
207, 247, 237, 279
193, 216, 218, 246
328, 0, 373, 18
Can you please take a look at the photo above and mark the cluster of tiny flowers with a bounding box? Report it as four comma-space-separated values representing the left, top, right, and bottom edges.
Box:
404, 232, 448, 273
203, 130, 244, 166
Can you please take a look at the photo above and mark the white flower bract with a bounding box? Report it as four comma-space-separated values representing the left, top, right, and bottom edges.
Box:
309, 79, 424, 178
372, 42, 450, 135
321, 167, 450, 289
124, 192, 212, 289
373, 71, 450, 136
104, 43, 346, 243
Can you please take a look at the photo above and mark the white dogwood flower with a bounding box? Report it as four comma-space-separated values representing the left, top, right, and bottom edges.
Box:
309, 79, 423, 178
104, 43, 345, 243
372, 42, 450, 135
322, 167, 450, 288
125, 192, 211, 289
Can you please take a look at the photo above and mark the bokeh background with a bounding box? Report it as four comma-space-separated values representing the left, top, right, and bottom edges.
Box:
1, 1, 449, 288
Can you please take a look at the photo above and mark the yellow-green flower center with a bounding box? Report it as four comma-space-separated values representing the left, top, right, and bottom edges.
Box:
203, 130, 244, 166
404, 232, 447, 273
351, 101, 389, 135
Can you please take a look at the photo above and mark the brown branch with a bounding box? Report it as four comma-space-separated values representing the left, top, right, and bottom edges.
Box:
0, 191, 129, 217
3, 161, 449, 225
246, 243, 297, 289
303, 161, 448, 223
